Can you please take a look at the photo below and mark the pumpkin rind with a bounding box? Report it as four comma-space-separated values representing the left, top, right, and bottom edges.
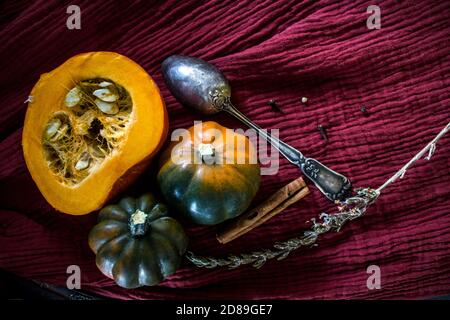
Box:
157, 121, 261, 225
22, 52, 168, 215
88, 193, 188, 289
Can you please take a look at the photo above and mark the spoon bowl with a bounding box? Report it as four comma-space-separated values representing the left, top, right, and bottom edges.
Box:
162, 55, 230, 115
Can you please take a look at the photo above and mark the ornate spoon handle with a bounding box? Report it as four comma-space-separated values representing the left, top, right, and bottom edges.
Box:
223, 102, 352, 201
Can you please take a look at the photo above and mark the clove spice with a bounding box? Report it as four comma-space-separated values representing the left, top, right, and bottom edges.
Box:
361, 106, 369, 116
267, 99, 283, 113
317, 125, 328, 141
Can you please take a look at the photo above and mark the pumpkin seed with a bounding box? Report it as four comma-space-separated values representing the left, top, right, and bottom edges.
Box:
50, 123, 69, 141
45, 118, 62, 140
93, 88, 118, 102
98, 81, 113, 87
65, 87, 81, 107
95, 99, 119, 115
79, 80, 100, 87
75, 152, 91, 171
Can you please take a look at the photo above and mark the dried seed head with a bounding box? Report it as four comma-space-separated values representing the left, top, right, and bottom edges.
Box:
93, 88, 118, 102
45, 118, 62, 140
95, 99, 119, 115
75, 152, 91, 171
65, 87, 81, 107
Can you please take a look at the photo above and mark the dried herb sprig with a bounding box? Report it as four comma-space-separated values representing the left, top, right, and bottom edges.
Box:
186, 121, 450, 270
187, 188, 378, 269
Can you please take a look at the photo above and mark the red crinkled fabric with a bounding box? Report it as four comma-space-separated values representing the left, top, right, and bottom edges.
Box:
0, 0, 449, 299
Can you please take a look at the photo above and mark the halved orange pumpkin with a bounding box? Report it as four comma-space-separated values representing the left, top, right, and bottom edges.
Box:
22, 52, 168, 215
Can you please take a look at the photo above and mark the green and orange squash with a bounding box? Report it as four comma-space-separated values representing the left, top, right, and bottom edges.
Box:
158, 121, 261, 225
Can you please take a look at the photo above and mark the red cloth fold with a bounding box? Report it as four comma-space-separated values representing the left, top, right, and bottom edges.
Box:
1, 0, 449, 299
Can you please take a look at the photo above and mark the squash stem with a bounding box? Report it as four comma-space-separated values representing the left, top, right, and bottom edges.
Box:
129, 209, 149, 237
198, 143, 215, 164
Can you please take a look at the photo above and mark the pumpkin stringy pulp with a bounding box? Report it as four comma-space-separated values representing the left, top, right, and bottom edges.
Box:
42, 78, 133, 185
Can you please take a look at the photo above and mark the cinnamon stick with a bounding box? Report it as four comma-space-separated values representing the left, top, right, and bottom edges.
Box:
217, 177, 309, 244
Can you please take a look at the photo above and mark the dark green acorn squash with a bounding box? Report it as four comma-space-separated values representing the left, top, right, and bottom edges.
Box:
157, 121, 261, 225
88, 193, 188, 289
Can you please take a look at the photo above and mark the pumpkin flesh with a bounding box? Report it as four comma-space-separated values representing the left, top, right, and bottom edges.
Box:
22, 52, 168, 215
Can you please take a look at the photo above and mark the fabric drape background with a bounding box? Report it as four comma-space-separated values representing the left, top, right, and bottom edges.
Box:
0, 0, 449, 299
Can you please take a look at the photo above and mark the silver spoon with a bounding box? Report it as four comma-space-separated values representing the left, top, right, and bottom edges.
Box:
162, 55, 352, 201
